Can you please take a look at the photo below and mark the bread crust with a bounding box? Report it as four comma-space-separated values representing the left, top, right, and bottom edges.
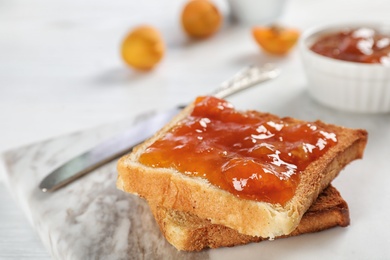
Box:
150, 185, 350, 251
117, 101, 367, 238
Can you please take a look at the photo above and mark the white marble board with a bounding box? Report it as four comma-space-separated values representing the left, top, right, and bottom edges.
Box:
2, 106, 390, 260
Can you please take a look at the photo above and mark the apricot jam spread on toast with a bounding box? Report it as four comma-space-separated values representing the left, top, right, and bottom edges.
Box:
139, 96, 337, 205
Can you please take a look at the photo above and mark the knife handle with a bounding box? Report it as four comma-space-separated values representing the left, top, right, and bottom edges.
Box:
212, 64, 280, 99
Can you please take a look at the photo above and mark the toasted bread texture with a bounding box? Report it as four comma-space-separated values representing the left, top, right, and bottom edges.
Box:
117, 97, 367, 238
150, 185, 350, 251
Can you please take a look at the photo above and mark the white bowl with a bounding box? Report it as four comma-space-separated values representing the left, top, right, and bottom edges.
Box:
299, 23, 390, 113
227, 0, 287, 26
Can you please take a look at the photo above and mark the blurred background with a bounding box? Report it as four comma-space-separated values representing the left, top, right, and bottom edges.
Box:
1, 0, 390, 258
1, 0, 389, 154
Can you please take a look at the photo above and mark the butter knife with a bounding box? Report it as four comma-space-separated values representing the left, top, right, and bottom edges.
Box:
39, 64, 280, 192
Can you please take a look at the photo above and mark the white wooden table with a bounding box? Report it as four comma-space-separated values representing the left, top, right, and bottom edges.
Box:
1, 0, 389, 258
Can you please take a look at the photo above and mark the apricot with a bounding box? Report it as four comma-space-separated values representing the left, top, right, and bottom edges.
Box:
181, 0, 222, 38
252, 25, 300, 55
121, 25, 165, 70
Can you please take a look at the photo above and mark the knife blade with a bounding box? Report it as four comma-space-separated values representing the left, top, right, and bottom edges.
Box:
39, 107, 181, 192
39, 64, 280, 192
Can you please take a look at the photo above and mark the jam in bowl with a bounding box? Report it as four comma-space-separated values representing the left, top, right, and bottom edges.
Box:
310, 27, 390, 65
300, 23, 390, 113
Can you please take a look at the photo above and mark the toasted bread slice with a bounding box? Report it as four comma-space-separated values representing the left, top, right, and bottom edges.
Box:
117, 96, 367, 238
150, 185, 350, 251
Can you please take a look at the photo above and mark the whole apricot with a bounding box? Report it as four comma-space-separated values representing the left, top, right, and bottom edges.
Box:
121, 25, 165, 70
181, 0, 222, 38
252, 25, 300, 55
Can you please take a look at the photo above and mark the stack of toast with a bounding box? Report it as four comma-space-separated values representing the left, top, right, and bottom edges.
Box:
117, 96, 367, 251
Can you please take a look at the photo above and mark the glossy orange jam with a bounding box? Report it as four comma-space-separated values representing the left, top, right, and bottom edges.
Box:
310, 27, 390, 64
139, 96, 338, 205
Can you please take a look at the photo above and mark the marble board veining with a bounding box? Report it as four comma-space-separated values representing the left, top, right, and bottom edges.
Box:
1, 113, 206, 260
2, 109, 390, 260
